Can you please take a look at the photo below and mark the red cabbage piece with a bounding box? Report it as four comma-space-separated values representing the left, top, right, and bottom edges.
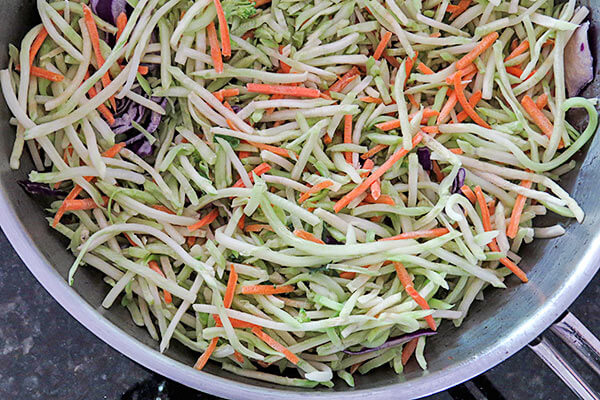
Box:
564, 22, 594, 97
90, 0, 128, 25
417, 147, 432, 171
342, 329, 436, 355
19, 180, 67, 197
451, 168, 466, 194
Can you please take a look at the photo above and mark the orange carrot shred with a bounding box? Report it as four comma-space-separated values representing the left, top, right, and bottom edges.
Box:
456, 32, 499, 70
335, 133, 423, 212
116, 13, 127, 41
339, 272, 357, 280
213, 315, 260, 329
213, 0, 231, 57
359, 96, 383, 104
251, 327, 299, 365
82, 4, 116, 110
28, 65, 65, 82
454, 70, 490, 128
62, 196, 108, 211
294, 229, 325, 244
505, 40, 529, 61
223, 264, 238, 308
328, 66, 360, 93
232, 162, 271, 188
373, 31, 393, 60
361, 144, 388, 159
449, 0, 472, 19
186, 236, 196, 248
364, 193, 395, 205
29, 28, 48, 65
242, 285, 295, 295
402, 338, 419, 365
207, 22, 224, 73
246, 83, 320, 98
187, 209, 219, 232
417, 62, 434, 75
455, 90, 482, 123
521, 95, 554, 139
394, 262, 436, 330
244, 224, 274, 232
298, 180, 333, 204
247, 141, 291, 158
437, 90, 457, 124
370, 177, 381, 200
194, 337, 219, 370
233, 351, 245, 364
506, 180, 533, 238
149, 260, 172, 303
535, 93, 548, 110
344, 114, 353, 163
380, 228, 449, 241
460, 185, 476, 203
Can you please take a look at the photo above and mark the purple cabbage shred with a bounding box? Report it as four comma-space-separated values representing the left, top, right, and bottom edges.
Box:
451, 168, 466, 194
342, 329, 437, 355
90, 0, 128, 25
18, 180, 67, 197
417, 147, 432, 171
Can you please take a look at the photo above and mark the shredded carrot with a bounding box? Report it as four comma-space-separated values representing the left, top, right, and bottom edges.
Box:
417, 62, 435, 75
488, 199, 496, 217
29, 27, 48, 65
404, 52, 419, 86
213, 315, 260, 329
232, 162, 271, 188
213, 0, 231, 57
298, 180, 333, 204
207, 22, 224, 73
186, 236, 196, 247
361, 158, 374, 177
246, 83, 320, 98
237, 214, 246, 231
213, 88, 239, 102
429, 32, 441, 38
322, 134, 332, 144
449, 0, 472, 19
334, 133, 423, 212
406, 93, 419, 108
247, 141, 292, 158
375, 109, 439, 131
194, 337, 219, 370
82, 4, 116, 110
251, 327, 299, 364
244, 224, 274, 232
344, 114, 353, 163
454, 70, 490, 129
505, 40, 529, 62
460, 185, 476, 203
432, 160, 444, 182
359, 96, 383, 104
421, 125, 440, 134
437, 90, 457, 124
507, 180, 533, 238
152, 205, 175, 214
380, 228, 449, 241
241, 30, 254, 40
350, 361, 364, 374
402, 338, 419, 365
394, 262, 436, 330
238, 151, 251, 159
233, 351, 245, 363
187, 209, 219, 232
225, 118, 238, 130
339, 272, 356, 279
223, 264, 238, 308
242, 285, 295, 295
30, 65, 65, 82
370, 177, 381, 200
116, 12, 127, 41
535, 93, 548, 110
382, 51, 400, 68
293, 229, 325, 244
456, 32, 499, 70
62, 196, 108, 211
360, 144, 388, 160
455, 90, 482, 123
373, 31, 393, 60
149, 260, 172, 304
364, 193, 395, 205
449, 148, 463, 154
445, 63, 477, 85
477, 187, 529, 282
102, 142, 126, 158
84, 71, 115, 124
521, 95, 553, 139
328, 66, 360, 93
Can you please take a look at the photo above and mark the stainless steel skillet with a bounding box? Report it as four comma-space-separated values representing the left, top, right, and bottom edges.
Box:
1, 0, 600, 398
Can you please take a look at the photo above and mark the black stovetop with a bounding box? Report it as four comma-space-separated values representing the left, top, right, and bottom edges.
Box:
0, 229, 598, 400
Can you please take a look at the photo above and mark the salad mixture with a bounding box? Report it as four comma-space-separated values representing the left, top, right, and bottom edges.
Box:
2, 0, 598, 388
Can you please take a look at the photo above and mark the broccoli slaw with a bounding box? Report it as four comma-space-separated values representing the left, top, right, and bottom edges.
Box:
1, 0, 598, 388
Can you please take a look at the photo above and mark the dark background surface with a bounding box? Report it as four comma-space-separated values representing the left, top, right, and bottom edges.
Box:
0, 228, 599, 400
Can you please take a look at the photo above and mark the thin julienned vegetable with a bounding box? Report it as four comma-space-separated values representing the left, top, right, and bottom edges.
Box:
1, 0, 597, 388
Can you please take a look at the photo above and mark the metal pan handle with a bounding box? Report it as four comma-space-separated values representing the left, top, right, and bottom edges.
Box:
528, 312, 600, 400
